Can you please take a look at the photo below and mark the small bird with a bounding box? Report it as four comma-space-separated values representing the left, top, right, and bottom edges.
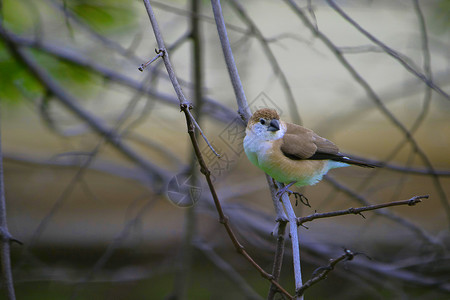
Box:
243, 108, 375, 201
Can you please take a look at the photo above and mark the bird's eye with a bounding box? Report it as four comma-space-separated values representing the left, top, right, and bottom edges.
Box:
260, 119, 266, 125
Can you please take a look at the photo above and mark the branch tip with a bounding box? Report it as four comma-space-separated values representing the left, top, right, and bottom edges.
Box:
11, 238, 23, 245
137, 50, 164, 72
408, 195, 428, 206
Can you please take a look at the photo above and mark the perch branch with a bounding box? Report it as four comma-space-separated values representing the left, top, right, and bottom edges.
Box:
278, 183, 303, 299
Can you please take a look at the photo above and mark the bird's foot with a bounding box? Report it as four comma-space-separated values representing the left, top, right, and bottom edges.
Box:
292, 192, 310, 207
276, 182, 310, 207
275, 184, 293, 199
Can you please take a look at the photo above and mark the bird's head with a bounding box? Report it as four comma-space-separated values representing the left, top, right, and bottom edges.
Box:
246, 108, 285, 141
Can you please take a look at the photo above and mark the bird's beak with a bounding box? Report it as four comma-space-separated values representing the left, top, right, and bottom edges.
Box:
267, 119, 280, 132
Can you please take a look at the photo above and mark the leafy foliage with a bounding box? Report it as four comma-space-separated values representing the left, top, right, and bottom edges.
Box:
0, 41, 43, 104
65, 0, 138, 34
0, 0, 137, 104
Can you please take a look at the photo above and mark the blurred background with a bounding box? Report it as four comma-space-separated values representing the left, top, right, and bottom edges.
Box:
1, 0, 450, 299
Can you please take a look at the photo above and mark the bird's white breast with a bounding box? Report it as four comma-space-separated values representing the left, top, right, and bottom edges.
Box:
243, 130, 272, 168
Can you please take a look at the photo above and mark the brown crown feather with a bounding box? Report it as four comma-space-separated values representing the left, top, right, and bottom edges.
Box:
249, 108, 280, 126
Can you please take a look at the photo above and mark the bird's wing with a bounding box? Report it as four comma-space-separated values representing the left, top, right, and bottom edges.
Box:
281, 123, 376, 167
281, 123, 339, 160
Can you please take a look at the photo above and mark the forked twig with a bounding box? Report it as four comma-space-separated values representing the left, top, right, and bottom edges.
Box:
297, 249, 358, 296
325, 0, 449, 101
186, 108, 221, 157
142, 1, 292, 298
284, 0, 450, 225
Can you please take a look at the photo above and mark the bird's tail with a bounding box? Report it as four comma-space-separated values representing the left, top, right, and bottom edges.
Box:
340, 156, 378, 168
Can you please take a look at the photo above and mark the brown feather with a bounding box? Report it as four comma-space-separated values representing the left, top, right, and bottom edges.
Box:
248, 108, 279, 127
281, 122, 376, 168
281, 123, 339, 159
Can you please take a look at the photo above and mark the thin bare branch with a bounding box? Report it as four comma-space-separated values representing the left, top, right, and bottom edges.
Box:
268, 219, 287, 300
224, 201, 450, 295
184, 102, 294, 298
151, 0, 248, 34
284, 0, 450, 224
211, 0, 251, 122
30, 92, 153, 249
195, 240, 263, 300
45, 0, 143, 64
297, 195, 429, 226
142, 1, 293, 298
338, 45, 383, 54
71, 197, 157, 299
186, 109, 221, 157
0, 25, 168, 186
228, 0, 302, 125
3, 152, 166, 188
7, 32, 238, 124
138, 49, 164, 71
325, 0, 449, 101
0, 107, 16, 300
325, 175, 440, 246
173, 1, 203, 297
264, 175, 288, 299
278, 183, 303, 299
297, 249, 357, 296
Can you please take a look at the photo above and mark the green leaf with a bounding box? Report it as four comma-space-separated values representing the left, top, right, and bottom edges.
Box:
0, 42, 43, 104
66, 0, 137, 34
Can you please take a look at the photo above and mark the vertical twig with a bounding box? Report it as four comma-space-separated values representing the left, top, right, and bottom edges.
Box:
278, 183, 303, 299
173, 0, 203, 298
268, 220, 287, 299
0, 107, 17, 300
142, 0, 189, 106
210, 0, 251, 122
266, 175, 288, 223
210, 2, 298, 298
266, 175, 288, 300
182, 108, 293, 298
228, 0, 302, 125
